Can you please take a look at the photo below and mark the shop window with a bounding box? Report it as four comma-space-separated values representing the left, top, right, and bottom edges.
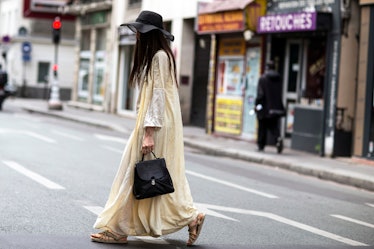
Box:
214, 37, 245, 135
37, 62, 50, 83
81, 30, 91, 51
96, 28, 106, 51
128, 0, 141, 7
93, 51, 105, 104
78, 52, 90, 101
81, 11, 107, 26
287, 44, 300, 93
305, 39, 326, 99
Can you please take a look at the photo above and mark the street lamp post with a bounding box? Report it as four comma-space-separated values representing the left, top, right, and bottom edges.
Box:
48, 17, 63, 110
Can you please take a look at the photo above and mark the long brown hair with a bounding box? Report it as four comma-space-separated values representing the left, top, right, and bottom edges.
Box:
129, 30, 177, 87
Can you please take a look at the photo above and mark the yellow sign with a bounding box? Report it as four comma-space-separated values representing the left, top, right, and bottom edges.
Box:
219, 38, 245, 56
360, 0, 374, 4
215, 97, 243, 135
198, 10, 244, 33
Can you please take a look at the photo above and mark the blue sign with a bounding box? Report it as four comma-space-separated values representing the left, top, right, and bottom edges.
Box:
22, 42, 31, 62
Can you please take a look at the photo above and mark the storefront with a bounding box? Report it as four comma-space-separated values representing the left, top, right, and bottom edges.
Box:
197, 0, 266, 139
75, 11, 110, 108
63, 2, 113, 111
257, 0, 344, 156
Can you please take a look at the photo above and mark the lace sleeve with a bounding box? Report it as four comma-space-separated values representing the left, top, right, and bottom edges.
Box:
144, 52, 168, 128
144, 88, 165, 127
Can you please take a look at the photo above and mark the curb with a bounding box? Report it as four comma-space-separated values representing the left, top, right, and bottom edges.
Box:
23, 107, 130, 134
184, 139, 374, 192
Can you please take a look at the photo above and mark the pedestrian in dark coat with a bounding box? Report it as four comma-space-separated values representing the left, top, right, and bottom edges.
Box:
255, 61, 285, 153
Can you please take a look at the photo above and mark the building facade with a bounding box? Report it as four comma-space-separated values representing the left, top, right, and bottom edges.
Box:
196, 0, 267, 139
64, 0, 200, 124
114, 0, 201, 123
61, 0, 114, 111
256, 0, 361, 157
0, 0, 76, 100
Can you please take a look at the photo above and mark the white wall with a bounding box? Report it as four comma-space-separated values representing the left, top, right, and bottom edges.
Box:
142, 0, 199, 19
0, 0, 75, 94
6, 39, 75, 87
0, 0, 28, 37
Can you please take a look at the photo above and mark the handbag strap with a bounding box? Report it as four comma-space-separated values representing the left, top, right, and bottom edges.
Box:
141, 151, 158, 161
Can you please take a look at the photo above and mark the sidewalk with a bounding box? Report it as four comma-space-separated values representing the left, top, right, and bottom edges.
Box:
5, 98, 374, 192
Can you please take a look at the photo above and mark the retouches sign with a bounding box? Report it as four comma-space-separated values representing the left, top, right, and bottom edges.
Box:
257, 12, 317, 33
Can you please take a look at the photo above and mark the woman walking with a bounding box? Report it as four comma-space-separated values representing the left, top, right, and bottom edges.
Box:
90, 10, 205, 246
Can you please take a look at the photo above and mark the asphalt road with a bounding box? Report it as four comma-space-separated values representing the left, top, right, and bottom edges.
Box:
0, 107, 373, 249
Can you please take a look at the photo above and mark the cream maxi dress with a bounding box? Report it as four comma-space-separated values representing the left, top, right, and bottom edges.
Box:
93, 50, 198, 237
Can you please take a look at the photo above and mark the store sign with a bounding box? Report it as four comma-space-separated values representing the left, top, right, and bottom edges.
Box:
215, 97, 243, 135
257, 12, 317, 33
360, 0, 374, 4
198, 10, 244, 33
219, 38, 245, 56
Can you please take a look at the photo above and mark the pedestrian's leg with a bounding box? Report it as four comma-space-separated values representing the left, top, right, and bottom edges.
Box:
0, 96, 4, 111
257, 119, 266, 151
269, 118, 283, 153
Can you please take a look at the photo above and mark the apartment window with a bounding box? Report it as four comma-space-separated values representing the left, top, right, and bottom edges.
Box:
96, 28, 106, 51
37, 62, 50, 83
78, 51, 90, 101
80, 30, 91, 51
81, 11, 107, 26
128, 0, 141, 7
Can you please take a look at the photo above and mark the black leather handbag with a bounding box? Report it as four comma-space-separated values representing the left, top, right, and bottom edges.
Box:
133, 152, 174, 200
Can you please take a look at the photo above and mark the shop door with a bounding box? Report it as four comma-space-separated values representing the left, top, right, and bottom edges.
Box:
190, 35, 211, 127
367, 56, 374, 158
283, 40, 304, 135
117, 45, 137, 115
242, 46, 261, 138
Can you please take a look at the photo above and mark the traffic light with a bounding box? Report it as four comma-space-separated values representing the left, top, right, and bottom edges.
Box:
52, 17, 61, 44
53, 64, 58, 77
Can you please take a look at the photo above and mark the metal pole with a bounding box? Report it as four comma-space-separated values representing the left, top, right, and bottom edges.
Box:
205, 34, 216, 134
48, 43, 63, 110
21, 61, 26, 97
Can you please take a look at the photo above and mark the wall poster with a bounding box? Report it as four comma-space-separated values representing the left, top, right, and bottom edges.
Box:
242, 46, 261, 137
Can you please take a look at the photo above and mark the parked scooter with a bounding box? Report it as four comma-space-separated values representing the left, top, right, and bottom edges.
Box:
0, 65, 17, 111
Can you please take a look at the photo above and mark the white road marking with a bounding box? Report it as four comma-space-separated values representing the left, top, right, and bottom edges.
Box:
52, 130, 84, 141
22, 131, 56, 143
84, 205, 169, 244
197, 202, 368, 246
13, 113, 42, 122
84, 202, 367, 246
83, 206, 103, 215
365, 203, 374, 208
186, 170, 279, 199
0, 129, 56, 144
135, 236, 169, 244
102, 145, 123, 154
331, 214, 374, 228
94, 134, 127, 144
195, 203, 239, 222
2, 160, 65, 190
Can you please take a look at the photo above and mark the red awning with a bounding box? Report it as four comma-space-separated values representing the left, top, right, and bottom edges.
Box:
198, 0, 255, 14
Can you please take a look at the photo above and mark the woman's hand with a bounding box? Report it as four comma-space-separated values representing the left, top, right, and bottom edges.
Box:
142, 127, 155, 154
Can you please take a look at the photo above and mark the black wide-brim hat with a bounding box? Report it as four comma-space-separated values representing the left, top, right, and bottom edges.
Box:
120, 10, 174, 41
